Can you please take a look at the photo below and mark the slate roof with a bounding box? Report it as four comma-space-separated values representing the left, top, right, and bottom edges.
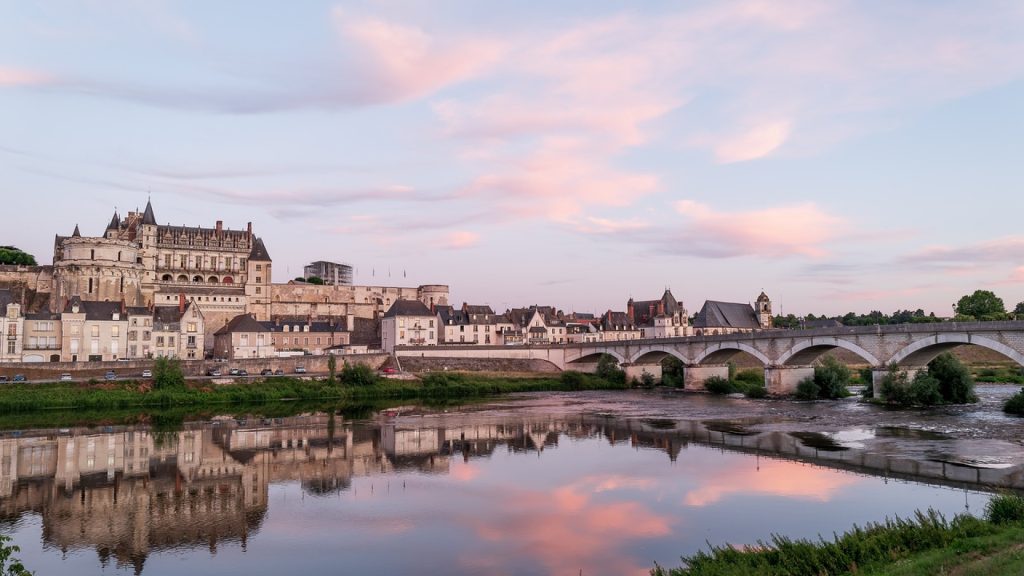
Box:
142, 199, 157, 225
214, 314, 270, 336
0, 289, 14, 311
383, 299, 433, 318
692, 301, 760, 330
601, 311, 635, 330
248, 237, 271, 262
62, 299, 128, 321
25, 311, 59, 321
107, 211, 121, 231
262, 318, 348, 333
72, 224, 81, 237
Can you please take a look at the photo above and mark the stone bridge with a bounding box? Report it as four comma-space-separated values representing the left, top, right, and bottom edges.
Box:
396, 321, 1024, 394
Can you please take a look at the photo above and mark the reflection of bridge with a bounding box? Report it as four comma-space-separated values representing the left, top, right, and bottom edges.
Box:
396, 321, 1024, 394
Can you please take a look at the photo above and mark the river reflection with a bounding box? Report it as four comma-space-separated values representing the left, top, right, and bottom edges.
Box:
0, 408, 1000, 576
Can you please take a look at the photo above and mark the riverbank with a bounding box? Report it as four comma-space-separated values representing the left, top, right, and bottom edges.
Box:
0, 371, 627, 414
652, 495, 1024, 576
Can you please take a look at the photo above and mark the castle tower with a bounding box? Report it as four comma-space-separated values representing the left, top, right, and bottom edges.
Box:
755, 291, 772, 329
137, 199, 159, 306
245, 237, 272, 321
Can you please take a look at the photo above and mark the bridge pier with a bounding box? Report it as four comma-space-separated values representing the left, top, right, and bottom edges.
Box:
624, 364, 662, 384
684, 365, 729, 391
871, 367, 923, 401
764, 366, 815, 396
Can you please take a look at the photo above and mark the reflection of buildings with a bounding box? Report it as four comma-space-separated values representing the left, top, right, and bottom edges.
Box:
2, 411, 1019, 575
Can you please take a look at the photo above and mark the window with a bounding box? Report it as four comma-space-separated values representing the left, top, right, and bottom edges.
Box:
187, 323, 196, 333
429, 320, 434, 328
91, 340, 99, 354
255, 287, 261, 294
316, 337, 321, 345
168, 336, 175, 347
256, 264, 262, 271
6, 341, 13, 354
111, 326, 119, 337
91, 325, 99, 337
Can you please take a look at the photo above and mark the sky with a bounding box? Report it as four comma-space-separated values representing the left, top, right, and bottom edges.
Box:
2, 0, 1023, 317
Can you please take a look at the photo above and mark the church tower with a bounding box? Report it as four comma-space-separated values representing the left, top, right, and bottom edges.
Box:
755, 291, 772, 329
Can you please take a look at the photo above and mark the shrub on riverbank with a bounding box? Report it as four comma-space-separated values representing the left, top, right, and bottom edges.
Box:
652, 494, 1024, 576
0, 373, 629, 414
879, 354, 978, 407
813, 357, 851, 399
795, 377, 819, 400
704, 375, 767, 398
1004, 388, 1024, 415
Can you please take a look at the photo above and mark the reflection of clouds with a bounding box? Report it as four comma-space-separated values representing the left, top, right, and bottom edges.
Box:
684, 459, 862, 507
457, 475, 672, 576
450, 462, 481, 482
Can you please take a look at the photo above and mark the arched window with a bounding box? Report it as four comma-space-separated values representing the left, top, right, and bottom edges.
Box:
193, 275, 203, 283
177, 275, 188, 283
222, 276, 234, 284
208, 276, 219, 283
162, 274, 172, 282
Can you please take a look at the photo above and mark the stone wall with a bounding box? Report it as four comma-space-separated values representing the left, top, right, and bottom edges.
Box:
0, 353, 389, 381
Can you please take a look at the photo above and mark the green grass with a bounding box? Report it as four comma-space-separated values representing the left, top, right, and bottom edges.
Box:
0, 373, 628, 415
652, 495, 1024, 576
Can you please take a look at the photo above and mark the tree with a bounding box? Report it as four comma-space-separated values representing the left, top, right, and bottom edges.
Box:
955, 290, 1006, 320
327, 354, 337, 385
0, 246, 36, 266
927, 352, 977, 404
596, 354, 625, 385
813, 356, 851, 399
306, 276, 325, 285
0, 534, 32, 576
1015, 301, 1024, 319
152, 356, 184, 389
661, 356, 685, 388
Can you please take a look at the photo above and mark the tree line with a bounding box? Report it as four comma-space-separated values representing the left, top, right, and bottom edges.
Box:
774, 290, 1024, 327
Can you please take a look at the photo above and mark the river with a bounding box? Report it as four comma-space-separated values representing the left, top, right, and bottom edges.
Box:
1, 386, 1021, 575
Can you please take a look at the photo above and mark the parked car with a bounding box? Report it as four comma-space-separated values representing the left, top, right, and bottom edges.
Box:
59, 373, 73, 381
141, 369, 152, 378
0, 376, 8, 383
260, 368, 273, 376
381, 367, 397, 375
228, 368, 240, 376
274, 369, 284, 376
104, 371, 116, 381
237, 369, 249, 377
294, 366, 307, 374
13, 375, 26, 382
207, 369, 222, 377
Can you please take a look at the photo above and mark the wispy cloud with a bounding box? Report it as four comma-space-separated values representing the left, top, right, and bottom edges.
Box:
436, 230, 480, 250
0, 66, 51, 87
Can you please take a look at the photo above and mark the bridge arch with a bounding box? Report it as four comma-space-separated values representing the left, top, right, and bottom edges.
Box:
889, 334, 1024, 367
693, 342, 771, 366
629, 345, 691, 365
777, 337, 880, 367
565, 349, 628, 367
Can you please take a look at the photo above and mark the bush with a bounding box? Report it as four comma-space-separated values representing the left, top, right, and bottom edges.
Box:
928, 353, 978, 404
0, 534, 31, 576
744, 386, 768, 399
340, 363, 378, 387
909, 372, 943, 406
1004, 388, 1024, 415
560, 370, 585, 390
795, 377, 820, 400
985, 494, 1024, 525
813, 356, 851, 399
859, 367, 875, 398
152, 357, 184, 390
879, 368, 914, 406
734, 369, 765, 386
704, 376, 734, 395
596, 354, 626, 385
640, 372, 656, 387
662, 357, 685, 388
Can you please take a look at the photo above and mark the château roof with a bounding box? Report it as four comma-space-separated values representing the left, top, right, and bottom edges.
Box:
142, 199, 157, 225
72, 224, 81, 237
248, 237, 271, 261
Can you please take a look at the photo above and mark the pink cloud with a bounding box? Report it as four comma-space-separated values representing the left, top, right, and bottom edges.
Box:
0, 66, 51, 86
437, 231, 480, 250
684, 459, 861, 507
331, 9, 504, 102
712, 119, 792, 163
673, 200, 845, 257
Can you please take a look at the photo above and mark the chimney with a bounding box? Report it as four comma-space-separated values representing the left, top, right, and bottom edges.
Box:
246, 222, 252, 237
626, 300, 634, 321
120, 298, 126, 315
658, 300, 665, 315
179, 293, 186, 314
216, 220, 223, 235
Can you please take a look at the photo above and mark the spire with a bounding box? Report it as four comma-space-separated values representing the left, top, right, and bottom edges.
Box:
72, 224, 81, 237
142, 198, 157, 225
107, 210, 120, 231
